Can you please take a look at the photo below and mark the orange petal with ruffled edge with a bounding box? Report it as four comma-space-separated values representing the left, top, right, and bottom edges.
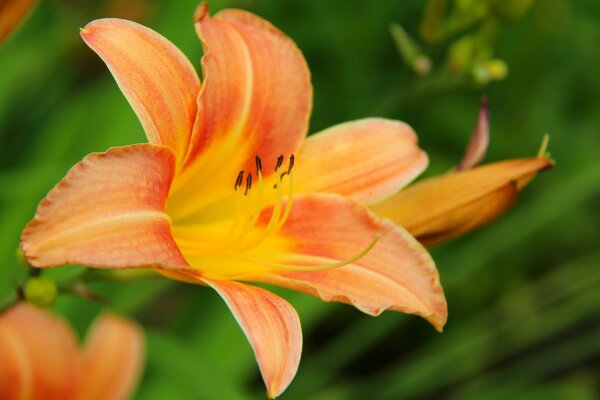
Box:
167, 5, 312, 219
80, 19, 200, 162
203, 279, 302, 399
76, 313, 144, 400
186, 4, 311, 173
0, 303, 79, 400
372, 157, 553, 246
245, 193, 447, 331
21, 144, 188, 270
294, 118, 428, 205
169, 3, 312, 221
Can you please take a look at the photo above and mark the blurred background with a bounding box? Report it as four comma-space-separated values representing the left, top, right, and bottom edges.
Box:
1, 0, 599, 399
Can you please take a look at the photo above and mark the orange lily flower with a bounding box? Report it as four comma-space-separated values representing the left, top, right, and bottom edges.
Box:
0, 0, 37, 44
21, 3, 446, 397
0, 303, 143, 400
371, 99, 553, 247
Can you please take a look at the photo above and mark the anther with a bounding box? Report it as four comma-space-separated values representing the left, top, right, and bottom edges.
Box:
244, 172, 253, 195
255, 155, 263, 174
287, 154, 295, 174
234, 170, 244, 191
273, 172, 287, 189
275, 155, 284, 172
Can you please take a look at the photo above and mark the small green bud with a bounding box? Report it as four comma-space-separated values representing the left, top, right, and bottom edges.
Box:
420, 0, 448, 43
486, 59, 509, 81
470, 59, 508, 85
447, 36, 474, 73
492, 0, 536, 22
24, 277, 57, 308
390, 23, 432, 76
470, 62, 490, 85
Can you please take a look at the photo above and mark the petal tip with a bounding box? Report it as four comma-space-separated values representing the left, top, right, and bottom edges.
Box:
267, 387, 281, 399
79, 19, 105, 38
194, 2, 209, 23
79, 19, 109, 41
429, 310, 447, 333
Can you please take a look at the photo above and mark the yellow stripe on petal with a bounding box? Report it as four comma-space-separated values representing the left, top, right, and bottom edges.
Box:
168, 5, 312, 221
21, 145, 188, 270
372, 157, 553, 246
187, 5, 311, 172
294, 118, 428, 204
202, 279, 302, 399
81, 19, 201, 163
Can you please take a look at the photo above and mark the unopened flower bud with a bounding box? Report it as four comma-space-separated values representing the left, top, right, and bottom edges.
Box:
24, 277, 57, 308
492, 0, 535, 22
486, 59, 508, 81
420, 0, 448, 43
390, 23, 432, 76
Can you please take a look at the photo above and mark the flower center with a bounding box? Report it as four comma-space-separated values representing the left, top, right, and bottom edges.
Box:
168, 154, 295, 276
170, 154, 379, 279
215, 154, 296, 253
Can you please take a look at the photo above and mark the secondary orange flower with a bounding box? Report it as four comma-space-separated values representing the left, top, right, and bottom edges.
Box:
0, 303, 144, 400
20, 3, 445, 397
372, 98, 553, 246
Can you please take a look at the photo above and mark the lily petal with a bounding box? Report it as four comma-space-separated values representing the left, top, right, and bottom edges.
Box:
372, 157, 553, 246
247, 194, 447, 331
182, 4, 311, 176
77, 313, 144, 400
203, 279, 302, 399
0, 303, 79, 400
21, 144, 188, 269
456, 96, 489, 171
294, 118, 428, 204
81, 18, 201, 162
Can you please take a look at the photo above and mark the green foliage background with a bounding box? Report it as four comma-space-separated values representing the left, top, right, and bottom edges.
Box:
1, 0, 599, 399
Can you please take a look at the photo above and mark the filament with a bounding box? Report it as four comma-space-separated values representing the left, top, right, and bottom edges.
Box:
243, 235, 381, 272
180, 154, 296, 256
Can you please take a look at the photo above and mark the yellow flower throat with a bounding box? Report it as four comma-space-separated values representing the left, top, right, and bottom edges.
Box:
169, 154, 378, 279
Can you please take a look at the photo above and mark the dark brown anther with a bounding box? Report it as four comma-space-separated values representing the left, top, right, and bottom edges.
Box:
287, 154, 295, 174
234, 170, 244, 191
255, 155, 263, 174
275, 155, 284, 171
245, 172, 253, 195
274, 171, 288, 189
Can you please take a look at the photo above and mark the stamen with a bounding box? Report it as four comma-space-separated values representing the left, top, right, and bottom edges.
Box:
244, 235, 381, 272
234, 170, 244, 191
275, 155, 284, 171
234, 166, 288, 252
273, 172, 294, 233
244, 172, 253, 196
193, 154, 296, 256
273, 172, 286, 189
246, 160, 264, 230
255, 155, 262, 174
264, 171, 285, 235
